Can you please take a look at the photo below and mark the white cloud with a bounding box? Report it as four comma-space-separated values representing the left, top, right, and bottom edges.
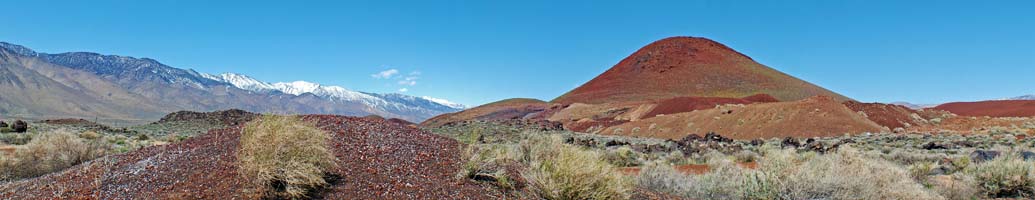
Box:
398, 88, 409, 92
371, 69, 399, 79
397, 76, 418, 86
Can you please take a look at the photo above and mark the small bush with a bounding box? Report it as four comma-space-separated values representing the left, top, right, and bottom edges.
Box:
519, 135, 631, 200
908, 161, 937, 182
237, 115, 335, 199
967, 154, 1035, 198
603, 146, 641, 167
931, 173, 979, 200
0, 130, 109, 181
635, 162, 692, 196
458, 144, 520, 190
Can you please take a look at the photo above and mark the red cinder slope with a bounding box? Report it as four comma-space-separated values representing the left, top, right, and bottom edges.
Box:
0, 115, 503, 199
935, 100, 1035, 117
553, 36, 850, 104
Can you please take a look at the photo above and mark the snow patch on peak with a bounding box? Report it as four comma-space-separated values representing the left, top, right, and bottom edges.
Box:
202, 73, 276, 92
271, 81, 322, 95
421, 96, 466, 109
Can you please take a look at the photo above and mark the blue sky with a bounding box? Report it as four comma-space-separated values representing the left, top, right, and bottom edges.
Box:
2, 0, 1032, 106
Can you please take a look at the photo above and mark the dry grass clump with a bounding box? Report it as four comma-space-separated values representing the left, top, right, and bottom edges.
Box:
459, 134, 632, 200
636, 147, 941, 200
635, 162, 693, 196
458, 144, 520, 190
602, 146, 642, 167
966, 153, 1035, 198
0, 129, 108, 181
519, 135, 631, 200
237, 115, 335, 199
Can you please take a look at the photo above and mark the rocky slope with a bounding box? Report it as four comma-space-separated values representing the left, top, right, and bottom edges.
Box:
0, 42, 462, 123
0, 115, 503, 199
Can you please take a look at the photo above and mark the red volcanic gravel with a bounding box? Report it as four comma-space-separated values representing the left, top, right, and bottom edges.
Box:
0, 115, 505, 199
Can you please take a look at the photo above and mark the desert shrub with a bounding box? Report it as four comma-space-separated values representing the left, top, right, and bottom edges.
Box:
966, 154, 1035, 198
779, 147, 938, 199
237, 115, 335, 199
0, 130, 109, 181
635, 162, 692, 196
930, 173, 980, 200
687, 158, 780, 200
0, 133, 32, 145
732, 150, 760, 163
908, 161, 937, 182
458, 144, 520, 189
518, 135, 631, 200
603, 146, 642, 167
79, 131, 101, 140
637, 147, 940, 200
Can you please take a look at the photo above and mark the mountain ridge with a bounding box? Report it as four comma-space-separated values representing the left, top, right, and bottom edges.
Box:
0, 41, 463, 123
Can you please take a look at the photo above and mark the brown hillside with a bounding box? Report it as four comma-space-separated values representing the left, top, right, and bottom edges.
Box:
552, 36, 849, 104
644, 94, 778, 118
600, 96, 884, 140
843, 101, 925, 129
935, 100, 1035, 117
0, 115, 503, 199
420, 98, 548, 127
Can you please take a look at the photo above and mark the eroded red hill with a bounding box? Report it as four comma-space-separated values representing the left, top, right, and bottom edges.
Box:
843, 101, 926, 129
420, 98, 548, 127
553, 36, 849, 104
934, 100, 1035, 117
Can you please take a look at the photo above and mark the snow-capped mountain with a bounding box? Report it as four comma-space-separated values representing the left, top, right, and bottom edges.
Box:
201, 72, 466, 116
1010, 95, 1035, 100
0, 41, 465, 123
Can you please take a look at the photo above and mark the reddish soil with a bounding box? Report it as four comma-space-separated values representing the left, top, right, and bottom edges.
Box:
0, 146, 15, 155
0, 115, 505, 199
619, 162, 758, 175
552, 36, 849, 105
935, 100, 1035, 117
843, 101, 924, 129
421, 98, 548, 127
644, 94, 778, 118
603, 96, 884, 140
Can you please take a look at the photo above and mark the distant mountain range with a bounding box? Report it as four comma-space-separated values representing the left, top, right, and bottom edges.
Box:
0, 41, 463, 123
1010, 95, 1035, 100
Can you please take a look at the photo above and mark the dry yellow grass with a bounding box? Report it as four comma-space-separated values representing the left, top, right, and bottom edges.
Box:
237, 115, 334, 199
0, 129, 108, 181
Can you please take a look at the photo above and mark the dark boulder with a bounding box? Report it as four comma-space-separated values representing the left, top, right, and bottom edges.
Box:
922, 142, 949, 150
970, 150, 1001, 163
0, 121, 7, 128
749, 139, 765, 146
781, 137, 800, 148
704, 132, 732, 143
604, 140, 630, 147
1022, 151, 1035, 161
12, 120, 28, 133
